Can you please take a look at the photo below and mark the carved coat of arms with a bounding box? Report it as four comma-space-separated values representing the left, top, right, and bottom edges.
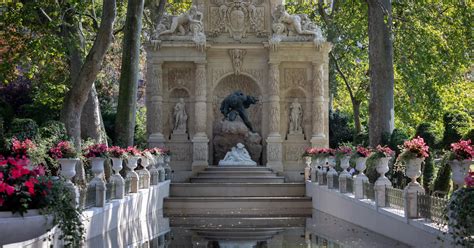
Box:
210, 0, 265, 40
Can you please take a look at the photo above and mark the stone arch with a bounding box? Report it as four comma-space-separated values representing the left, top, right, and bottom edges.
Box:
211, 74, 263, 134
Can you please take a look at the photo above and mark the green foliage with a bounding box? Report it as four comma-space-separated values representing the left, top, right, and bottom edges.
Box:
463, 128, 474, 141
353, 132, 369, 146
39, 121, 68, 143
365, 155, 379, 184
388, 129, 409, 154
415, 123, 438, 148
447, 188, 474, 246
134, 107, 147, 149
44, 179, 85, 247
441, 110, 472, 149
432, 155, 452, 194
422, 154, 435, 194
8, 118, 38, 141
329, 110, 355, 148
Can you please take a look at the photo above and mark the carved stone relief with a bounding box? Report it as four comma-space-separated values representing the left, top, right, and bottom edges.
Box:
312, 64, 324, 97
267, 143, 282, 161
209, 0, 266, 40
168, 143, 192, 161
284, 143, 307, 161
283, 68, 306, 90
193, 142, 209, 161
228, 49, 246, 75
168, 67, 193, 91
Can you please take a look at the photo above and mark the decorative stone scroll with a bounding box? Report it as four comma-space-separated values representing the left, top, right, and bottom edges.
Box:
269, 5, 325, 50
151, 6, 206, 51
209, 0, 266, 40
228, 49, 246, 75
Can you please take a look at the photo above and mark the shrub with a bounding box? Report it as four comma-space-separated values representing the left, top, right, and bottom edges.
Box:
415, 123, 438, 148
388, 128, 409, 154
38, 120, 68, 143
432, 155, 451, 194
463, 128, 474, 141
441, 110, 472, 149
8, 118, 38, 141
329, 110, 354, 148
423, 153, 435, 194
353, 132, 369, 146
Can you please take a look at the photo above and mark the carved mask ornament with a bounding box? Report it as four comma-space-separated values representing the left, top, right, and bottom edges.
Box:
228, 49, 247, 75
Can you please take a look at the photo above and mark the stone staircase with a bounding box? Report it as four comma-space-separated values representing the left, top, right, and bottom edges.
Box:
164, 166, 312, 218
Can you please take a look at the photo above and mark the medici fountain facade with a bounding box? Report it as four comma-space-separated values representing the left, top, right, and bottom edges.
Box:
145, 0, 331, 182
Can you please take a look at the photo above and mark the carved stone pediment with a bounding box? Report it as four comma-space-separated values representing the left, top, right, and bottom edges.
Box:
209, 0, 266, 40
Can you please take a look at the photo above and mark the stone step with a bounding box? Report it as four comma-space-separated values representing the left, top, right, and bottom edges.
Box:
164, 196, 312, 217
170, 183, 306, 197
190, 176, 285, 183
169, 216, 306, 228
197, 171, 277, 177
205, 166, 273, 171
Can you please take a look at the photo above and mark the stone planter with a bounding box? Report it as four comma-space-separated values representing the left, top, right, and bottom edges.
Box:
448, 159, 471, 188
405, 157, 424, 184
89, 157, 107, 207
354, 157, 368, 199
339, 155, 351, 176
110, 157, 125, 199
355, 157, 368, 174
111, 158, 123, 175
375, 157, 392, 185
0, 210, 53, 246
57, 158, 79, 185
127, 156, 140, 193
90, 157, 106, 183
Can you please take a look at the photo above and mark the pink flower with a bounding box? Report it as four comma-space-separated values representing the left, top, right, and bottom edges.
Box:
465, 171, 474, 188
450, 139, 473, 161
402, 136, 429, 158
107, 146, 126, 158
375, 145, 394, 157
10, 164, 31, 179
33, 165, 46, 176
84, 143, 108, 158
355, 146, 371, 157
125, 146, 142, 156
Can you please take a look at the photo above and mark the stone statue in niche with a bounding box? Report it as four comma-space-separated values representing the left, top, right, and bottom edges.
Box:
228, 49, 246, 75
173, 98, 188, 133
289, 98, 303, 134
152, 6, 206, 50
269, 5, 325, 50
220, 90, 259, 133
218, 143, 257, 166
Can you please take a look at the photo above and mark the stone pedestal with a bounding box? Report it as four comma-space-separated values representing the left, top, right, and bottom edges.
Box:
266, 135, 283, 172
354, 174, 368, 199
192, 136, 209, 171
404, 182, 425, 218
338, 174, 350, 193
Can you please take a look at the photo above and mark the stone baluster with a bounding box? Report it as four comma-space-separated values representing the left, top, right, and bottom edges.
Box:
58, 158, 80, 206
338, 155, 351, 193
266, 61, 283, 172
326, 156, 337, 189
110, 158, 125, 199
311, 63, 327, 147
147, 62, 166, 146
141, 157, 151, 189
404, 157, 425, 218
192, 62, 209, 170
149, 155, 160, 185
126, 156, 140, 193
354, 157, 368, 199
89, 157, 107, 207
375, 157, 392, 207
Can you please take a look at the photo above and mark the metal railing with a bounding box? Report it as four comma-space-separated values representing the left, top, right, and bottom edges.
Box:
105, 181, 116, 202
385, 187, 404, 212
417, 193, 448, 225
346, 177, 354, 193
363, 182, 375, 201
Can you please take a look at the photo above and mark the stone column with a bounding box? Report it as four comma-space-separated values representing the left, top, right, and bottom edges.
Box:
266, 62, 283, 172
192, 62, 209, 170
147, 62, 166, 146
311, 62, 327, 147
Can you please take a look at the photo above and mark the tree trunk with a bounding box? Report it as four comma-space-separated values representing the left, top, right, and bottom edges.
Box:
60, 0, 116, 148
352, 99, 362, 133
81, 84, 108, 144
367, 0, 395, 146
114, 0, 145, 147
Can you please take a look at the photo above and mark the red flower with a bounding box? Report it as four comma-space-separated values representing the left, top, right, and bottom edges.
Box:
375, 145, 394, 157
84, 143, 108, 158
0, 197, 4, 206
450, 139, 474, 161
355, 146, 371, 157
10, 164, 30, 180
0, 182, 15, 196
24, 178, 38, 196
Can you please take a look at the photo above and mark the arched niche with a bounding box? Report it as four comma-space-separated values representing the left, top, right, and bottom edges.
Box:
166, 87, 192, 138
281, 87, 309, 139
211, 74, 262, 134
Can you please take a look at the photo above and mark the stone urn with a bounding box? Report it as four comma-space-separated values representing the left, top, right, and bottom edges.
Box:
111, 158, 123, 175
339, 155, 351, 176
355, 157, 368, 175
57, 158, 79, 185
127, 156, 140, 171
448, 159, 471, 188
327, 156, 337, 174
90, 157, 106, 182
0, 210, 53, 246
375, 157, 392, 185
405, 157, 424, 184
